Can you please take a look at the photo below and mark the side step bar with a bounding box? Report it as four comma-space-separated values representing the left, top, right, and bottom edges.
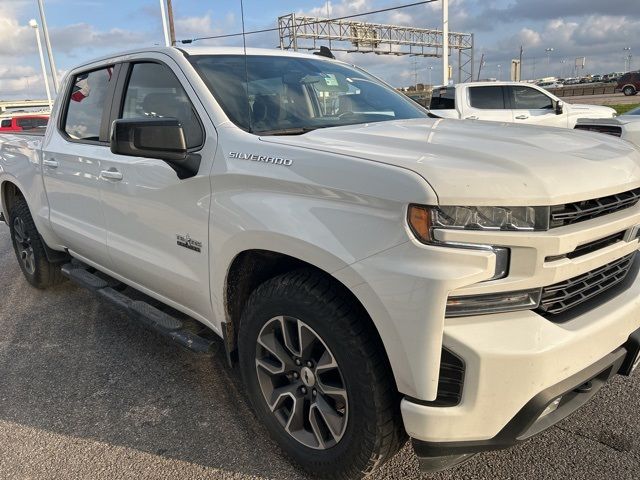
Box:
61, 262, 215, 354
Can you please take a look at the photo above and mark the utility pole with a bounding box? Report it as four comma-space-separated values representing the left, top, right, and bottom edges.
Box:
29, 19, 52, 110
36, 0, 59, 94
477, 53, 485, 81
167, 0, 176, 46
442, 0, 449, 85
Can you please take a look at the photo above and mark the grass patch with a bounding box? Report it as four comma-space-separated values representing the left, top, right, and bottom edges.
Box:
610, 104, 640, 115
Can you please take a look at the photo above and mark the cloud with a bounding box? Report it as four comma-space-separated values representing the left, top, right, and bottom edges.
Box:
493, 0, 640, 22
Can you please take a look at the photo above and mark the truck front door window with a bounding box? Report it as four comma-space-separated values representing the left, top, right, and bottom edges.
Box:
511, 86, 554, 110
64, 67, 113, 141
120, 62, 203, 149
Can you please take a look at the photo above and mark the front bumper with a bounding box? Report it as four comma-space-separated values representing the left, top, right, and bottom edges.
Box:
403, 253, 640, 471
411, 336, 638, 472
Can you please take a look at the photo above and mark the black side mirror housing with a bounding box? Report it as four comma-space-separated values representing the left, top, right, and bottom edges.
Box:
110, 118, 188, 162
555, 100, 564, 115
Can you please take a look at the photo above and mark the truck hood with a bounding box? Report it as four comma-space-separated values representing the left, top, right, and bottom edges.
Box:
566, 103, 616, 118
262, 118, 640, 205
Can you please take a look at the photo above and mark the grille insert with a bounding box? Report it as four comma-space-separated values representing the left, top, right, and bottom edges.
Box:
574, 124, 622, 137
432, 349, 465, 407
538, 253, 636, 316
550, 188, 640, 228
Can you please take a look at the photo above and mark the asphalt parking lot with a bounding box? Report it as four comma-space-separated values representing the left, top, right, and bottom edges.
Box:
0, 222, 639, 480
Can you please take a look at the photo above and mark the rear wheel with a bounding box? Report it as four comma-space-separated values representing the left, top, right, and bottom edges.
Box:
623, 85, 637, 96
238, 269, 405, 479
9, 196, 65, 288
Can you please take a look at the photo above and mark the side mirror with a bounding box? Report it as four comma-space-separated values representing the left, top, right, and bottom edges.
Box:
110, 118, 187, 162
555, 100, 564, 115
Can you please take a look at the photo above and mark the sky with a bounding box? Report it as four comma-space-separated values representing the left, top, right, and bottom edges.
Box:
1, 0, 639, 100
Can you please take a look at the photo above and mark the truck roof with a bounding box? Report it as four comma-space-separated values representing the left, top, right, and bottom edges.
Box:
72, 46, 338, 72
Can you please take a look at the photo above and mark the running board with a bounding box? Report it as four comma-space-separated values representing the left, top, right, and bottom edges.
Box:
61, 262, 215, 354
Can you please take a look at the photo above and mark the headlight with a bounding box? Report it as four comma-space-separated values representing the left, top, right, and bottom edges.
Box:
446, 288, 542, 317
408, 205, 549, 243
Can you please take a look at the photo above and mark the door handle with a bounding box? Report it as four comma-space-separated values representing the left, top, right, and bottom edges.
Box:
100, 169, 123, 181
465, 115, 479, 120
515, 115, 529, 120
42, 159, 59, 168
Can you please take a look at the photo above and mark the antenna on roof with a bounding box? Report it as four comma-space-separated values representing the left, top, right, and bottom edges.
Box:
240, 0, 253, 133
313, 46, 335, 59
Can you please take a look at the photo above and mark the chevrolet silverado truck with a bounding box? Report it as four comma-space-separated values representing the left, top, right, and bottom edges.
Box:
429, 81, 616, 127
1, 46, 640, 479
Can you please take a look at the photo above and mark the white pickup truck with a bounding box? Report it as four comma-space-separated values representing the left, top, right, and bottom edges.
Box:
430, 81, 616, 127
2, 46, 640, 479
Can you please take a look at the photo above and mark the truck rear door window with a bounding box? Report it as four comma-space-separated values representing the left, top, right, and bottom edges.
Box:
429, 87, 455, 110
120, 62, 203, 149
468, 86, 505, 109
0, 119, 11, 128
64, 67, 114, 141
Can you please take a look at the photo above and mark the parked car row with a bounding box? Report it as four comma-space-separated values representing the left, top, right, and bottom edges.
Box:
536, 72, 626, 88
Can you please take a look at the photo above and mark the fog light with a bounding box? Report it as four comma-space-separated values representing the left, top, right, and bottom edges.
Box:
539, 397, 562, 419
445, 288, 542, 317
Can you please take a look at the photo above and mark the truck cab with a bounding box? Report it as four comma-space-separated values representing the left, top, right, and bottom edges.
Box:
429, 82, 615, 128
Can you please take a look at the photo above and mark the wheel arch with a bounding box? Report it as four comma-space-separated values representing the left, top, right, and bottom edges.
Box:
0, 179, 24, 219
222, 248, 401, 393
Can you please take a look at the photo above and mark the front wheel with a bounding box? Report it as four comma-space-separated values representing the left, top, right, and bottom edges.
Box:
9, 196, 65, 288
623, 85, 637, 96
238, 269, 405, 479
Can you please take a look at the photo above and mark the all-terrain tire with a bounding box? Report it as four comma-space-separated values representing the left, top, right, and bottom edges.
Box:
238, 269, 406, 479
8, 196, 65, 288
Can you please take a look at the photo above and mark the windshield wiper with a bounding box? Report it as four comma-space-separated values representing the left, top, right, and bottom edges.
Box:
257, 127, 318, 136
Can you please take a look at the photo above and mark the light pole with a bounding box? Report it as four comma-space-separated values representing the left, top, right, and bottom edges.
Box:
497, 64, 502, 81
428, 65, 433, 86
559, 59, 566, 78
29, 19, 53, 111
36, 0, 59, 94
545, 48, 554, 77
624, 47, 632, 72
442, 0, 449, 85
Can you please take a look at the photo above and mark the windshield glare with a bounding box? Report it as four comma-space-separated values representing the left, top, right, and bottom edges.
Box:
190, 54, 428, 134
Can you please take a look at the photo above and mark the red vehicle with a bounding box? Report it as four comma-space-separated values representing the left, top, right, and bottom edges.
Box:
0, 115, 49, 132
616, 71, 640, 96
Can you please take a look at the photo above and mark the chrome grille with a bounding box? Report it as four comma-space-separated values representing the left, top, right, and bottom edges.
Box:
550, 188, 640, 228
538, 253, 636, 316
574, 124, 622, 137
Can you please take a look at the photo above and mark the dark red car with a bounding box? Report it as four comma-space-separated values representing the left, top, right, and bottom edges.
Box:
0, 115, 49, 132
616, 71, 640, 96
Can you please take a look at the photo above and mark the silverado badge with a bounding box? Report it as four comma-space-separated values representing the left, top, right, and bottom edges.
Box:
176, 234, 202, 253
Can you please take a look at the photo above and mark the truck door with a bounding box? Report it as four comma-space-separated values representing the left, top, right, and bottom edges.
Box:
507, 85, 568, 128
42, 65, 119, 267
99, 59, 216, 320
464, 85, 513, 123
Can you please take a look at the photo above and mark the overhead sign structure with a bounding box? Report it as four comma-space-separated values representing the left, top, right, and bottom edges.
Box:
277, 13, 475, 83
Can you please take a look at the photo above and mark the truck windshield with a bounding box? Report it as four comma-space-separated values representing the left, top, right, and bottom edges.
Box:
189, 54, 428, 135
